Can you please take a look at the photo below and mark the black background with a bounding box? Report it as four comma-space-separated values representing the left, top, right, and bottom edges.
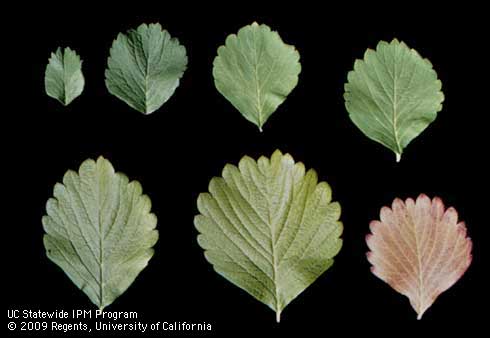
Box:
7, 2, 487, 336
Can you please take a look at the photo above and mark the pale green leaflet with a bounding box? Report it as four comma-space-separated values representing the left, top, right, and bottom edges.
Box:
105, 23, 188, 114
45, 47, 85, 106
43, 157, 158, 309
213, 23, 301, 131
344, 39, 444, 161
195, 150, 342, 321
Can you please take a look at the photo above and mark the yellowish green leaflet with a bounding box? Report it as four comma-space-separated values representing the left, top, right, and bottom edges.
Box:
42, 157, 158, 309
45, 47, 85, 106
194, 150, 342, 322
213, 23, 301, 131
344, 39, 444, 161
105, 23, 188, 114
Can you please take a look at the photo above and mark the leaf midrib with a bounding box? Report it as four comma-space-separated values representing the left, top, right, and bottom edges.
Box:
96, 168, 105, 310
409, 215, 425, 318
391, 47, 402, 159
61, 51, 70, 105
262, 167, 280, 321
142, 31, 151, 114
252, 27, 263, 130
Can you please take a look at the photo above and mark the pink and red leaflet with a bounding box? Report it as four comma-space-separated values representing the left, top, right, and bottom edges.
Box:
366, 194, 472, 319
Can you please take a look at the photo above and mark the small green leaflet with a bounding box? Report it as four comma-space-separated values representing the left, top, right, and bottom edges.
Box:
42, 157, 158, 309
344, 39, 444, 161
45, 47, 85, 106
213, 23, 301, 131
194, 150, 342, 322
105, 23, 188, 114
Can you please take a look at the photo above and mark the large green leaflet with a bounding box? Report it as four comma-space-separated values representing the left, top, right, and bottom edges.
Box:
344, 39, 444, 161
45, 47, 85, 106
195, 150, 342, 321
105, 23, 188, 114
42, 157, 158, 309
213, 23, 301, 131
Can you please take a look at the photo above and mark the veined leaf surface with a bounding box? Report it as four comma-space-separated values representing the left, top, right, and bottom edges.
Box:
213, 23, 301, 131
366, 194, 472, 319
105, 23, 188, 114
42, 157, 158, 309
344, 39, 444, 161
45, 47, 84, 106
195, 150, 342, 322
